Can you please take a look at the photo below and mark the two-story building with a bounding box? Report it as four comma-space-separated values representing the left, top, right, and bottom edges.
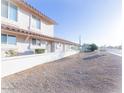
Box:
1, 0, 79, 57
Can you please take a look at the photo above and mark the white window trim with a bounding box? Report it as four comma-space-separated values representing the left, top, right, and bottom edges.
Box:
1, 34, 17, 45
1, 0, 9, 18
5, 0, 18, 22
32, 38, 43, 46
31, 15, 41, 30
9, 1, 18, 21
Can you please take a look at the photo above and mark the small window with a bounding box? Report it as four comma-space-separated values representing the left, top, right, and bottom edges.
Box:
37, 39, 41, 46
32, 38, 36, 45
1, 0, 8, 18
32, 16, 41, 29
7, 35, 16, 45
36, 19, 41, 29
8, 2, 17, 21
32, 38, 41, 46
1, 34, 7, 44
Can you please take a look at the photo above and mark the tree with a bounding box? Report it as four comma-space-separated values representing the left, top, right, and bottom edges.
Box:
81, 43, 98, 52
89, 44, 98, 51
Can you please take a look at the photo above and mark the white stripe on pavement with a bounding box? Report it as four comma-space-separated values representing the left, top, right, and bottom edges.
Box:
108, 52, 122, 57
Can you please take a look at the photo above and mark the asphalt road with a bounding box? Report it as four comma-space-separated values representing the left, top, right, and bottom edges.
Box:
1, 51, 122, 93
106, 48, 122, 57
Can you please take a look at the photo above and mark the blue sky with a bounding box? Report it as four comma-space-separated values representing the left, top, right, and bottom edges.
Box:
26, 0, 122, 46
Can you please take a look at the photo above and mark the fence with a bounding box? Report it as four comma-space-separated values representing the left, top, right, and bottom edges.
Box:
2, 51, 79, 77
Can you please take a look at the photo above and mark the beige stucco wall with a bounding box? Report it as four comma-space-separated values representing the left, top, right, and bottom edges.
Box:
1, 0, 54, 37
1, 31, 30, 52
1, 30, 52, 54
41, 24, 54, 37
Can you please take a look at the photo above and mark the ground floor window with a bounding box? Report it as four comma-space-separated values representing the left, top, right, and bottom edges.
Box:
8, 35, 16, 45
1, 34, 16, 45
37, 39, 41, 46
32, 38, 41, 46
32, 38, 36, 45
1, 34, 7, 44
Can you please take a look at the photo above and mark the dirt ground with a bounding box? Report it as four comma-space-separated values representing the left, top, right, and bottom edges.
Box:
1, 51, 122, 93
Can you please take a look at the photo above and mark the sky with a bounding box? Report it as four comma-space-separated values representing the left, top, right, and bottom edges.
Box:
26, 0, 122, 46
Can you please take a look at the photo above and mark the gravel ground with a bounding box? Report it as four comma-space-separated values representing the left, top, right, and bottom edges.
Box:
1, 51, 122, 93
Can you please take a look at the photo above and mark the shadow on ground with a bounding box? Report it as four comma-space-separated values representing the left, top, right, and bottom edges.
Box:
83, 54, 106, 60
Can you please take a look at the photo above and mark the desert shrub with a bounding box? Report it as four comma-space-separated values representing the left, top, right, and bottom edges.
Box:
35, 49, 45, 54
5, 50, 17, 57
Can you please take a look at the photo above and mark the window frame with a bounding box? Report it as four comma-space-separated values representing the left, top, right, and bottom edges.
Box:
1, 34, 16, 45
7, 35, 17, 45
1, 0, 8, 18
1, 34, 7, 44
1, 0, 18, 22
36, 39, 41, 46
8, 1, 18, 21
32, 38, 41, 46
32, 15, 41, 30
32, 38, 37, 45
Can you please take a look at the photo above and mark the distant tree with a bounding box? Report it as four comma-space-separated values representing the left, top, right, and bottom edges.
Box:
81, 43, 98, 52
89, 44, 98, 51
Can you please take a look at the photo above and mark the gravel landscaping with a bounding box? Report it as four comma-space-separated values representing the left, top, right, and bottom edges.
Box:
1, 51, 122, 93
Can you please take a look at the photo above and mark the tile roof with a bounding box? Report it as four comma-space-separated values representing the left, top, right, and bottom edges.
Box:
1, 24, 80, 46
12, 0, 57, 24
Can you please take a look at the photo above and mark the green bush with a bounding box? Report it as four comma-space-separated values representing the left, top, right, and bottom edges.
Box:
5, 50, 17, 57
82, 43, 98, 52
89, 44, 98, 51
35, 49, 45, 54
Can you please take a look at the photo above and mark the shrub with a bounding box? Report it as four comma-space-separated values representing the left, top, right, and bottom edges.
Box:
35, 49, 45, 54
81, 43, 98, 52
5, 50, 17, 57
89, 44, 98, 51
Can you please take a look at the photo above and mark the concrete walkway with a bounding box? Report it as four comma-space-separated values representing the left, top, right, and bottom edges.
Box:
1, 52, 122, 93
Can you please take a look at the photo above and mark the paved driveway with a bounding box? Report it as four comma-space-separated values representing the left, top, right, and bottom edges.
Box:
2, 52, 122, 93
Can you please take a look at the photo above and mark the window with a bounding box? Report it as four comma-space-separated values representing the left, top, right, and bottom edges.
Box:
1, 34, 16, 45
32, 16, 41, 29
1, 0, 17, 21
37, 39, 41, 46
32, 38, 41, 46
7, 35, 16, 45
1, 0, 8, 18
32, 38, 36, 45
1, 34, 7, 44
36, 19, 41, 29
9, 2, 17, 21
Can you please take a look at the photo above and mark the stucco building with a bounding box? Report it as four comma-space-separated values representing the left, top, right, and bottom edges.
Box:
1, 0, 79, 57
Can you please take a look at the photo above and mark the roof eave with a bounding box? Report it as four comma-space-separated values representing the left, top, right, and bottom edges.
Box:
12, 0, 57, 25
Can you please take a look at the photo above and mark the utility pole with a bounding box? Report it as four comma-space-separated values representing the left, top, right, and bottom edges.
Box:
79, 35, 81, 45
79, 35, 82, 52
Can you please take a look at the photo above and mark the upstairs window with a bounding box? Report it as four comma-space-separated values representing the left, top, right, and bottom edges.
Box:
1, 0, 17, 21
1, 0, 8, 18
9, 2, 17, 21
32, 16, 41, 29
